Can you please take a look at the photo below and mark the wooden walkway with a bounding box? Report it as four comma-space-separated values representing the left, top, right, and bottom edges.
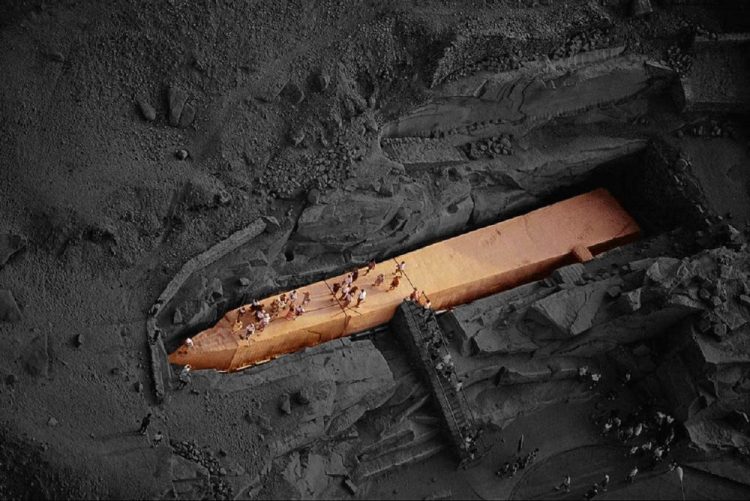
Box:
168, 189, 640, 371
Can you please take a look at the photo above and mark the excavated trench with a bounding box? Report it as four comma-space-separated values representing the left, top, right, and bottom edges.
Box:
170, 189, 644, 371
159, 44, 709, 373
160, 136, 704, 374
529, 146, 702, 237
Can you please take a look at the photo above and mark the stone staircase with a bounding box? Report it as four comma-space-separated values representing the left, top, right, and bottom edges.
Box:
391, 301, 487, 467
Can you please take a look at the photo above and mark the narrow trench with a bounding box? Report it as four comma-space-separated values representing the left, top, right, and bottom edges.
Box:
169, 186, 647, 372
167, 144, 698, 369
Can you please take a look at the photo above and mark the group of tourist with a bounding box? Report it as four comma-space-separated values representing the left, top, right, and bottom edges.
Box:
492, 368, 682, 498
425, 329, 461, 392
578, 365, 602, 389
496, 447, 539, 478
461, 425, 483, 460
180, 258, 440, 353
569, 373, 679, 498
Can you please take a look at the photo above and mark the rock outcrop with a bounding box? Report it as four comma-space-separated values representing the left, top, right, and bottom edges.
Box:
0, 290, 22, 323
445, 243, 750, 455
384, 54, 673, 144
291, 175, 472, 261
0, 233, 26, 268
184, 337, 395, 455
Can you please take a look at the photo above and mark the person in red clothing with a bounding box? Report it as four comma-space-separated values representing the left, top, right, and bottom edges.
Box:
388, 275, 401, 291
364, 259, 376, 275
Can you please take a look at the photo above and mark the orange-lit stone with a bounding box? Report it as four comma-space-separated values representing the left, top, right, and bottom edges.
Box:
168, 189, 640, 371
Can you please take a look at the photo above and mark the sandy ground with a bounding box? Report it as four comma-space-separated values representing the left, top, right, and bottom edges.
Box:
1, 0, 750, 499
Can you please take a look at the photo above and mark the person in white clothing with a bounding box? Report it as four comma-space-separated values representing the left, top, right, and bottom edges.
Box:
356, 289, 367, 307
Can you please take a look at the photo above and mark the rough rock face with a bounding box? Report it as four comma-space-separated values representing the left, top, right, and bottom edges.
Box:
365, 52, 674, 255
168, 337, 395, 492
152, 218, 288, 349
0, 233, 26, 268
292, 175, 472, 260
448, 254, 705, 361
167, 85, 196, 128
527, 277, 624, 338
442, 238, 750, 442
467, 135, 647, 225
383, 54, 672, 144
0, 289, 22, 323
637, 248, 750, 455
21, 332, 49, 377
678, 35, 750, 113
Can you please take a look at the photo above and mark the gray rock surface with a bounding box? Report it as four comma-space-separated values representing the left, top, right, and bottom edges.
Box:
170, 338, 395, 472
528, 279, 616, 338
0, 290, 22, 322
137, 98, 156, 122
384, 55, 665, 143
21, 333, 49, 377
168, 85, 191, 127
0, 233, 26, 267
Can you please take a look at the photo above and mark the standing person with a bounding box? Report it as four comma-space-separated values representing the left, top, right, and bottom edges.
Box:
510, 462, 519, 477
289, 290, 298, 303
259, 313, 270, 331
583, 484, 599, 500
185, 337, 194, 349
394, 261, 406, 276
285, 307, 296, 320
351, 269, 359, 282
339, 283, 351, 300
243, 322, 255, 340
388, 275, 400, 291
342, 291, 353, 309
331, 282, 341, 300
373, 273, 385, 288
356, 289, 367, 307
554, 475, 571, 493
344, 273, 353, 287
364, 259, 376, 275
177, 364, 192, 389
627, 466, 639, 483
302, 291, 311, 306
589, 372, 602, 389
294, 305, 305, 318
652, 446, 664, 465
151, 430, 163, 448
270, 299, 281, 318
408, 288, 420, 302
138, 413, 152, 435
601, 474, 609, 492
